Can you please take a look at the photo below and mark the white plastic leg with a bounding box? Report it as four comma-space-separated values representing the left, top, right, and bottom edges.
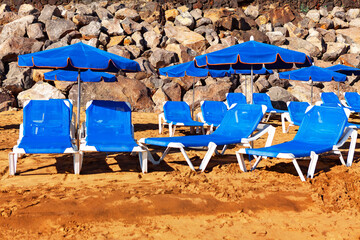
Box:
281, 114, 286, 133
73, 152, 83, 175
265, 126, 276, 147
235, 151, 247, 172
307, 151, 319, 179
159, 146, 171, 161
293, 159, 306, 182
347, 129, 358, 167
169, 123, 173, 137
265, 112, 272, 122
158, 115, 163, 134
250, 155, 262, 171
138, 151, 148, 174
221, 145, 227, 155
8, 152, 17, 176
179, 147, 195, 171
199, 142, 217, 172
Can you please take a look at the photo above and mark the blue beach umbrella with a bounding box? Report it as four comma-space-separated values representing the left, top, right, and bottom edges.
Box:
279, 65, 347, 104
44, 69, 117, 82
194, 37, 312, 103
326, 64, 360, 96
18, 42, 141, 137
159, 61, 273, 116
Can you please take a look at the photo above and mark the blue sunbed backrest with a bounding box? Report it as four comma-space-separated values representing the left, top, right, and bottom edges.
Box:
23, 99, 71, 137
253, 93, 272, 108
163, 101, 192, 122
294, 106, 347, 145
345, 92, 360, 108
226, 93, 246, 107
201, 101, 227, 124
288, 101, 310, 125
213, 104, 264, 138
321, 92, 341, 105
86, 100, 132, 138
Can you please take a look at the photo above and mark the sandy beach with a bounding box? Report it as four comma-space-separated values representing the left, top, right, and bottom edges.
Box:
0, 109, 359, 239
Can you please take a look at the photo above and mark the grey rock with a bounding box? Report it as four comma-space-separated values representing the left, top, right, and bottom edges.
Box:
346, 9, 360, 20
175, 12, 195, 30
267, 86, 297, 110
107, 45, 132, 59
255, 77, 271, 93
26, 23, 45, 40
121, 17, 141, 35
244, 5, 259, 19
143, 30, 162, 49
115, 8, 140, 22
306, 10, 320, 23
0, 37, 43, 63
38, 5, 61, 23
190, 9, 202, 21
3, 62, 33, 95
318, 17, 333, 29
266, 31, 285, 46
322, 42, 349, 61
75, 3, 94, 15
79, 21, 101, 38
0, 15, 35, 42
101, 19, 124, 36
46, 19, 76, 41
149, 48, 178, 68
349, 18, 360, 28
18, 4, 39, 17
196, 17, 212, 27
95, 7, 113, 20
286, 37, 321, 58
0, 88, 16, 111
333, 17, 349, 29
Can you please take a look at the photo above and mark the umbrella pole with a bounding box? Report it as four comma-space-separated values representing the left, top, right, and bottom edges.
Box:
192, 77, 195, 119
244, 74, 247, 102
250, 65, 254, 104
337, 82, 340, 97
311, 81, 313, 105
77, 69, 81, 147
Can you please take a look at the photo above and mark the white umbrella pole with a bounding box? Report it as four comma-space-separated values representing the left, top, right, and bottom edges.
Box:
244, 74, 247, 102
337, 82, 340, 97
77, 70, 81, 145
250, 65, 254, 104
192, 77, 195, 119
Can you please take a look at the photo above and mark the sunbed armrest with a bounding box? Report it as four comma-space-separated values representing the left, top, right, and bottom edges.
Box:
315, 101, 322, 106
247, 124, 276, 147
335, 127, 356, 148
341, 100, 349, 108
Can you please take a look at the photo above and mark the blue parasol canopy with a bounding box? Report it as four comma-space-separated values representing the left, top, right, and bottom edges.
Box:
159, 61, 273, 77
279, 66, 347, 82
326, 64, 360, 76
194, 39, 312, 70
44, 69, 117, 82
18, 42, 141, 72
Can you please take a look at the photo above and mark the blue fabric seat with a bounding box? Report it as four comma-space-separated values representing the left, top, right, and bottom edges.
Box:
198, 101, 227, 131
253, 93, 286, 122
226, 93, 247, 108
344, 92, 360, 112
80, 100, 156, 173
281, 101, 310, 133
159, 101, 204, 137
140, 104, 276, 172
236, 106, 357, 181
9, 99, 79, 175
321, 92, 358, 112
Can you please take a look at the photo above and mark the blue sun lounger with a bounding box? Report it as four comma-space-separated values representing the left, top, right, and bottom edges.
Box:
79, 100, 157, 174
253, 93, 286, 122
236, 106, 357, 181
9, 99, 80, 175
226, 93, 247, 108
344, 92, 360, 112
140, 104, 276, 172
281, 101, 310, 133
196, 101, 227, 133
159, 101, 204, 137
320, 92, 356, 111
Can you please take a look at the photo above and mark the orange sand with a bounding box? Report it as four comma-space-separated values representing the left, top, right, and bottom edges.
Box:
0, 110, 360, 239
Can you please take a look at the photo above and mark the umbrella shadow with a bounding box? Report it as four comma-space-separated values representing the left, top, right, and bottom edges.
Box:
134, 123, 159, 132
0, 124, 19, 130
115, 152, 174, 172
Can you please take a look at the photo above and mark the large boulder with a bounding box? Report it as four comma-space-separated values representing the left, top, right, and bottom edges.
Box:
38, 5, 61, 23
244, 5, 259, 19
0, 15, 34, 42
164, 25, 207, 52
255, 77, 271, 93
152, 88, 170, 113
27, 23, 45, 40
79, 21, 101, 39
267, 5, 295, 26
266, 86, 297, 109
286, 37, 321, 58
175, 12, 195, 29
337, 53, 360, 68
165, 43, 197, 63
183, 81, 232, 109
17, 81, 66, 107
115, 8, 140, 22
143, 30, 162, 49
101, 19, 124, 36
322, 42, 348, 61
0, 88, 16, 111
165, 9, 179, 21
349, 18, 360, 28
163, 81, 182, 101
3, 62, 33, 95
284, 22, 308, 39
46, 19, 76, 41
68, 77, 154, 112
0, 37, 43, 63
266, 31, 285, 46
107, 45, 132, 59
121, 17, 141, 35
72, 15, 99, 27
346, 9, 360, 20
287, 81, 321, 103
149, 48, 178, 68
306, 10, 321, 23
